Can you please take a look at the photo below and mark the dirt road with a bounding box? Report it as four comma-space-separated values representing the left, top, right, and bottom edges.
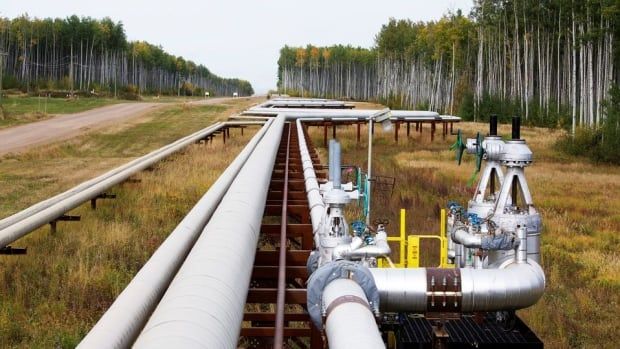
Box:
0, 97, 232, 156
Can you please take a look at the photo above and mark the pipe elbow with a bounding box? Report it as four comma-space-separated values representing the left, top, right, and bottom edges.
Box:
452, 226, 482, 248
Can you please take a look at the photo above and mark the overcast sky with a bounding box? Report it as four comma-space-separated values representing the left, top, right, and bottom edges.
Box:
1, 0, 473, 94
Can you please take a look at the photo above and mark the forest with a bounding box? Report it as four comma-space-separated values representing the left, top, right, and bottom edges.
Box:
0, 15, 254, 97
278, 0, 620, 133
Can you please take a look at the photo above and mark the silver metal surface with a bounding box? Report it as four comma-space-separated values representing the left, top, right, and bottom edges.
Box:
132, 115, 285, 349
77, 119, 274, 349
370, 261, 545, 312
296, 119, 325, 237
322, 279, 384, 349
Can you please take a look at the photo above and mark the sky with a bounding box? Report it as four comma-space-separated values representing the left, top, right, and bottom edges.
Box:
1, 0, 473, 95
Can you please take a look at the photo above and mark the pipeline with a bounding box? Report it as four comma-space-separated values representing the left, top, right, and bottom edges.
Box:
132, 114, 286, 349
0, 121, 263, 249
77, 119, 274, 349
370, 260, 545, 313
296, 119, 325, 237
322, 279, 384, 349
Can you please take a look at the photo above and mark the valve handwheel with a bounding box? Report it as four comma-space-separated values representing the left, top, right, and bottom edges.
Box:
450, 129, 467, 165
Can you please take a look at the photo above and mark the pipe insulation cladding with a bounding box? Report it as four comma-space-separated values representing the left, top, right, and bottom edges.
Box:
132, 115, 286, 349
77, 119, 274, 349
322, 279, 385, 349
0, 122, 222, 232
369, 261, 545, 313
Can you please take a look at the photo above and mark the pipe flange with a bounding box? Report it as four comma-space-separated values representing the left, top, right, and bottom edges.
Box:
306, 261, 379, 328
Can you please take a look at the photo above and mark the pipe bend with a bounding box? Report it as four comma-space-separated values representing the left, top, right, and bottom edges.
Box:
370, 261, 545, 313
451, 224, 482, 248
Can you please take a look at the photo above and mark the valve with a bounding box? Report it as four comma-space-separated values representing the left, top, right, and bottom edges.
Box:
351, 220, 366, 237
467, 132, 486, 186
449, 129, 467, 165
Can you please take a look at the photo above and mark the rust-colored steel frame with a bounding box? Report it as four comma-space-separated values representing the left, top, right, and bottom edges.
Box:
241, 123, 325, 349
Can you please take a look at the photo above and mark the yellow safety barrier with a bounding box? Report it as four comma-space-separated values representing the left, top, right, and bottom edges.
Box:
379, 208, 453, 268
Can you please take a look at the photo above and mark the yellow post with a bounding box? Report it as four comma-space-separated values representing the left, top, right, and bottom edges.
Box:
440, 208, 446, 240
400, 209, 406, 268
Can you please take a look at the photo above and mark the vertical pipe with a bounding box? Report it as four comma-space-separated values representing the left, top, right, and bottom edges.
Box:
489, 114, 498, 136
366, 117, 373, 226
333, 141, 341, 190
516, 226, 527, 263
328, 139, 335, 183
512, 116, 521, 139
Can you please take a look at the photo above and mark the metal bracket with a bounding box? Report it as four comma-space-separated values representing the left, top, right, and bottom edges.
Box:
50, 215, 81, 234
0, 246, 27, 255
91, 193, 117, 209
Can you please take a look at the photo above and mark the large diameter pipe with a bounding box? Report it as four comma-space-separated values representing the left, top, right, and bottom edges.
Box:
132, 115, 285, 349
322, 279, 384, 349
77, 119, 274, 349
297, 119, 324, 236
370, 261, 545, 312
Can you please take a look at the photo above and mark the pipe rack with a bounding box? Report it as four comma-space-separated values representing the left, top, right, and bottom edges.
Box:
132, 115, 286, 348
77, 119, 274, 348
0, 121, 264, 249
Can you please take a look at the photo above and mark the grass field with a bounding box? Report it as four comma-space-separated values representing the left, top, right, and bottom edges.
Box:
0, 96, 122, 128
308, 115, 620, 349
0, 97, 617, 348
0, 97, 260, 347
0, 95, 224, 129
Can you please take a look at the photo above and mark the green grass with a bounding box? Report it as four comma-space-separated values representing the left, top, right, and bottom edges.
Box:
0, 97, 260, 348
309, 115, 620, 349
0, 96, 122, 128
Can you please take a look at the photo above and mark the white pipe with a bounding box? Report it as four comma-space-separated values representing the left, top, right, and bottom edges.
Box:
77, 119, 274, 349
332, 231, 391, 261
244, 107, 442, 119
0, 121, 265, 249
369, 261, 545, 312
0, 122, 224, 231
297, 119, 324, 237
322, 279, 384, 349
451, 224, 482, 248
132, 115, 285, 349
333, 141, 341, 189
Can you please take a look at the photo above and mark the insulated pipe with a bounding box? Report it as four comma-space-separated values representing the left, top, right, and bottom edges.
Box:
333, 141, 341, 189
369, 261, 545, 312
323, 279, 385, 349
297, 119, 325, 236
132, 115, 285, 349
328, 139, 335, 183
0, 121, 265, 248
322, 279, 385, 349
77, 119, 274, 349
451, 224, 482, 248
0, 122, 222, 231
332, 231, 390, 260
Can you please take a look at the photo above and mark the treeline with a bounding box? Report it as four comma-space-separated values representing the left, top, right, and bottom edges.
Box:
0, 15, 254, 97
277, 1, 620, 130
